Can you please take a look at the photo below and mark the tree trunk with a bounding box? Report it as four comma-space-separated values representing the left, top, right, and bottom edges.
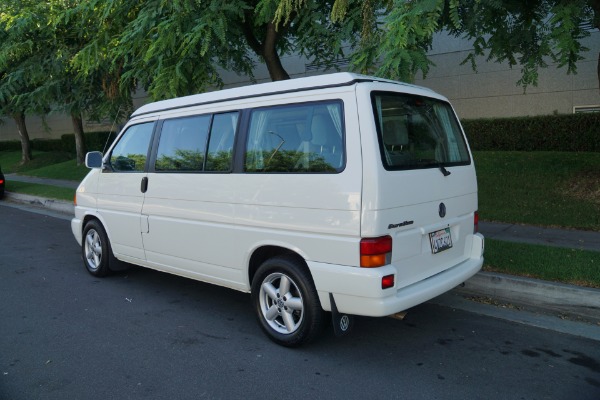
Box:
71, 113, 87, 166
242, 15, 290, 82
262, 23, 290, 81
591, 0, 600, 94
13, 112, 32, 163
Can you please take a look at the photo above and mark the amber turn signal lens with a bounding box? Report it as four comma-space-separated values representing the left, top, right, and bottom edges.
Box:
360, 236, 392, 268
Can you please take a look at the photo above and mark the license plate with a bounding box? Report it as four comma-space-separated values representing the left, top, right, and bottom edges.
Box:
429, 228, 453, 254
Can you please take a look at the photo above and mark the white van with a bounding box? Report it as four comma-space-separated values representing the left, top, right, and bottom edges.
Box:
72, 73, 484, 346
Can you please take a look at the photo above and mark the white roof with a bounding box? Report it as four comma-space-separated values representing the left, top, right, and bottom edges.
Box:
131, 72, 437, 118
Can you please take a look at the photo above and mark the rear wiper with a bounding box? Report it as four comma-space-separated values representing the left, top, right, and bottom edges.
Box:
439, 164, 451, 177
414, 158, 451, 176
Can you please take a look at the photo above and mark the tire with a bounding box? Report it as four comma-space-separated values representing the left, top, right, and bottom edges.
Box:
251, 255, 324, 347
82, 220, 114, 277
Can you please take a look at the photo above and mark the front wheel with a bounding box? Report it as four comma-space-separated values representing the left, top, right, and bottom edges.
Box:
251, 256, 324, 347
82, 220, 113, 277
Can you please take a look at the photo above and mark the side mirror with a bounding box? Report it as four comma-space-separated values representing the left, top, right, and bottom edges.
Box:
85, 151, 104, 169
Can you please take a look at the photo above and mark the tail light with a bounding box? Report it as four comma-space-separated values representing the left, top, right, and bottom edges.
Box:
360, 236, 392, 268
382, 274, 395, 289
474, 211, 479, 234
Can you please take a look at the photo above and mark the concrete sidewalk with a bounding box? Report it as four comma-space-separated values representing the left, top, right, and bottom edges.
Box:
480, 221, 600, 252
2, 179, 599, 338
5, 173, 80, 189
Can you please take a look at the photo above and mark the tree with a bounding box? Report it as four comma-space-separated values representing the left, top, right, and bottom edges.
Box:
0, 0, 129, 165
75, 0, 598, 100
48, 0, 122, 165
331, 0, 600, 91
0, 0, 46, 163
69, 0, 364, 100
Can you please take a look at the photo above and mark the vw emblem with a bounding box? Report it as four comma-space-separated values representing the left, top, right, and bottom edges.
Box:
339, 315, 350, 332
439, 202, 446, 218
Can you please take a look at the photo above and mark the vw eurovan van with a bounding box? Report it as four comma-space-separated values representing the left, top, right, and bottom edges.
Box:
72, 73, 484, 346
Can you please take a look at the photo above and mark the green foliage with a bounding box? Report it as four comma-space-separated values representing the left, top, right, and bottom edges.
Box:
474, 151, 600, 230
484, 239, 600, 288
454, 0, 595, 89
67, 0, 369, 99
2, 0, 599, 141
156, 149, 205, 171
0, 141, 22, 152
0, 131, 117, 153
5, 180, 75, 201
336, 0, 599, 88
14, 158, 89, 181
462, 113, 600, 152
245, 149, 336, 172
0, 150, 72, 173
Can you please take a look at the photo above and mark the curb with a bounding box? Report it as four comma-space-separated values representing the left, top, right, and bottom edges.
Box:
4, 191, 74, 215
455, 271, 600, 324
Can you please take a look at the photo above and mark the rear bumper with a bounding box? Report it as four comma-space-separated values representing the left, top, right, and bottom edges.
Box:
309, 233, 484, 317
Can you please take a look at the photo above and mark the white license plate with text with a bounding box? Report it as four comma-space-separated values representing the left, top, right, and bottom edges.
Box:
429, 228, 453, 254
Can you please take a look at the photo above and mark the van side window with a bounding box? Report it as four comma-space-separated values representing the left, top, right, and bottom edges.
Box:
245, 101, 344, 173
206, 112, 239, 172
109, 122, 154, 172
155, 112, 239, 172
155, 115, 210, 171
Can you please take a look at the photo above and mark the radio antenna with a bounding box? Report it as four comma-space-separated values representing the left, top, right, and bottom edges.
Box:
103, 106, 122, 154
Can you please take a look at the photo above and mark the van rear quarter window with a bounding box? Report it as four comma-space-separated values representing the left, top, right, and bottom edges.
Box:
244, 101, 345, 173
371, 92, 470, 170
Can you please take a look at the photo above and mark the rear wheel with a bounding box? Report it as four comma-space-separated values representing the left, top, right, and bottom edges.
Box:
251, 255, 324, 347
82, 220, 113, 277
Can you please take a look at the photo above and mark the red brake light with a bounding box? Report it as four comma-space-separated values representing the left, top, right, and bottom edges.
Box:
382, 274, 395, 289
474, 211, 479, 234
0, 179, 4, 185
360, 236, 392, 268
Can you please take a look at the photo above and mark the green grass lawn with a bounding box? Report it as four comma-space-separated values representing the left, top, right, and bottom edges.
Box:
474, 151, 600, 231
0, 151, 89, 181
484, 239, 600, 288
0, 151, 74, 174
5, 181, 75, 202
19, 159, 90, 181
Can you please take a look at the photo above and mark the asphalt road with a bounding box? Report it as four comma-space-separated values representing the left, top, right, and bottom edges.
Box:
1, 203, 599, 400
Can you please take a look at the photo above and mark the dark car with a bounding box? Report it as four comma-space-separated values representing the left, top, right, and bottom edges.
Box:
0, 165, 4, 199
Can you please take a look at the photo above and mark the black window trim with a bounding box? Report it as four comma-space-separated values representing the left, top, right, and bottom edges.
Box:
370, 90, 471, 172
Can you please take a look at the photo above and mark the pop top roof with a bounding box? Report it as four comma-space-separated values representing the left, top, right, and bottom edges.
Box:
131, 72, 436, 118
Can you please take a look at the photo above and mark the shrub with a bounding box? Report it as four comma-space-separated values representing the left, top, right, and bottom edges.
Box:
0, 140, 22, 152
462, 113, 600, 152
0, 131, 118, 154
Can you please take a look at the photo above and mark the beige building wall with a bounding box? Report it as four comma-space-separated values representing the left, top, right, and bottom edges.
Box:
1, 30, 598, 141
414, 31, 600, 119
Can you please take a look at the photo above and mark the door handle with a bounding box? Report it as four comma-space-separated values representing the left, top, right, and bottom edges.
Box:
140, 177, 148, 193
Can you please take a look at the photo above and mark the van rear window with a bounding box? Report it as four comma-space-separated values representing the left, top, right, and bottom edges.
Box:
372, 92, 470, 170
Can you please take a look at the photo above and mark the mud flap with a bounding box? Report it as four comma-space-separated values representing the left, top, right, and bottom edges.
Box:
329, 293, 354, 337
